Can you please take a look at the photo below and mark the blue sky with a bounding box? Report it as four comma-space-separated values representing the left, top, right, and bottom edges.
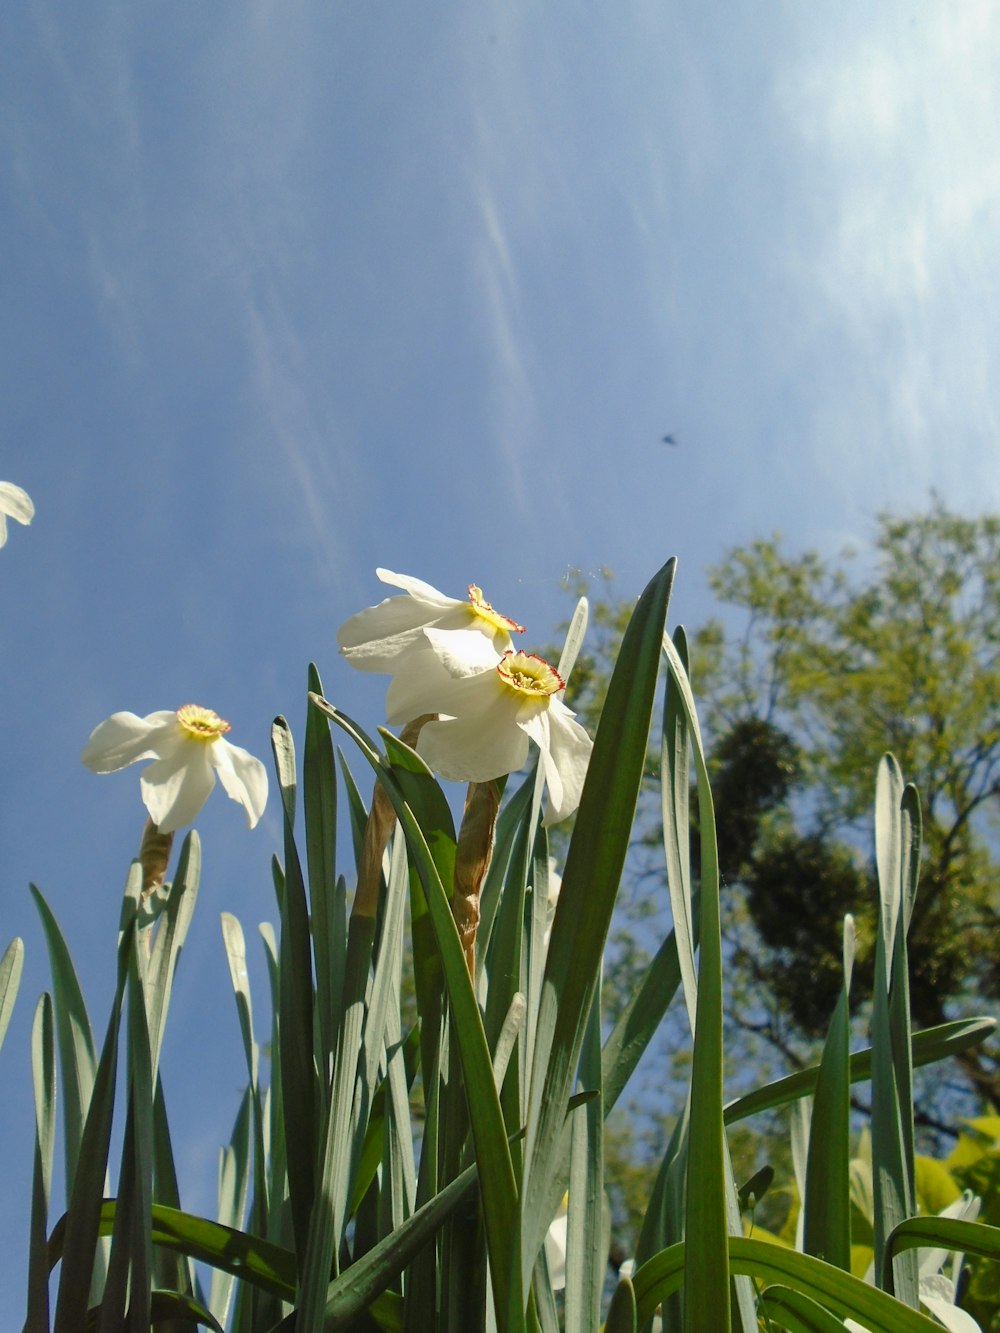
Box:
2, 0, 1000, 1319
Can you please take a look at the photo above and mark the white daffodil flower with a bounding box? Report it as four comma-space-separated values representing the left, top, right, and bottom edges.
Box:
337, 569, 524, 674
842, 1183, 982, 1333
0, 481, 34, 547
392, 636, 592, 825
83, 705, 268, 833
543, 1195, 568, 1290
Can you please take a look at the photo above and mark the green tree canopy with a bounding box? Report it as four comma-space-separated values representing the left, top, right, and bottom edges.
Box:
566, 498, 1000, 1124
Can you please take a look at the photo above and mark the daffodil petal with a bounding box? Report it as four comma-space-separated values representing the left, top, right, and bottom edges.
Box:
919, 1288, 981, 1333
385, 646, 458, 725
0, 482, 35, 527
387, 654, 499, 725
375, 568, 457, 607
81, 711, 177, 773
211, 738, 269, 829
418, 698, 529, 783
141, 746, 216, 833
423, 626, 504, 676
520, 700, 593, 824
544, 1210, 568, 1291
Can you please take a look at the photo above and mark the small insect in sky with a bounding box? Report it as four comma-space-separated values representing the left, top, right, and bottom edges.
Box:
661, 434, 678, 446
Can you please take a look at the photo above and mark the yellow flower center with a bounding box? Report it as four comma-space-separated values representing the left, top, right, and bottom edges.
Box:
176, 704, 232, 742
468, 584, 525, 635
496, 651, 565, 698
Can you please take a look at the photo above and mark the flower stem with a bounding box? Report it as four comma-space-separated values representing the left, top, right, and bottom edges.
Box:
453, 779, 501, 976
353, 715, 435, 919
138, 818, 173, 896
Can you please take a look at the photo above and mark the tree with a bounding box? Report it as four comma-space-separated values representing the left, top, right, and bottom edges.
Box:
564, 498, 1000, 1127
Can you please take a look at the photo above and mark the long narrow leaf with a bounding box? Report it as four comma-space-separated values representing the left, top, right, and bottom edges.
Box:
564, 978, 605, 1333
661, 628, 731, 1332
885, 1216, 1000, 1284
759, 1284, 863, 1332
722, 1018, 994, 1125
25, 993, 56, 1333
145, 830, 201, 1081
47, 1202, 299, 1303
31, 884, 100, 1199
311, 697, 525, 1333
521, 559, 675, 1298
0, 936, 24, 1055
661, 626, 697, 1036
802, 916, 855, 1270
632, 1237, 945, 1332
871, 756, 919, 1305
272, 716, 317, 1267
53, 861, 142, 1331
305, 662, 344, 1077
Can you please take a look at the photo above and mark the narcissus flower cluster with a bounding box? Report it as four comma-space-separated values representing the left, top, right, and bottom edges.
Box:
338, 569, 592, 823
83, 705, 268, 833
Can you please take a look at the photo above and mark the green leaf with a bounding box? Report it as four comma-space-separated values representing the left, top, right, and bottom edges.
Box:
885, 1215, 1000, 1283
660, 628, 731, 1333
305, 663, 344, 1074
209, 1088, 252, 1327
148, 1288, 225, 1331
564, 979, 605, 1333
604, 1275, 637, 1333
758, 1283, 860, 1332
52, 862, 141, 1332
31, 884, 100, 1203
802, 916, 855, 1271
298, 909, 376, 1327
145, 831, 201, 1081
556, 596, 589, 683
318, 1160, 483, 1329
0, 935, 24, 1055
310, 697, 525, 1333
25, 994, 56, 1333
870, 756, 919, 1305
48, 1201, 299, 1302
632, 1236, 945, 1332
271, 716, 317, 1268
661, 626, 697, 1036
521, 559, 675, 1299
601, 907, 691, 1115
722, 1018, 995, 1125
